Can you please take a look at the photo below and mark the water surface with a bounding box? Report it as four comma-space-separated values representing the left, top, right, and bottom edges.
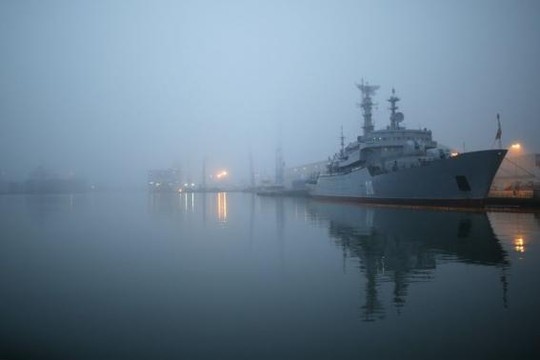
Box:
1, 192, 539, 359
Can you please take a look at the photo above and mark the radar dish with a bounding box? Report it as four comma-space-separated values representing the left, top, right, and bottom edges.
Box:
395, 112, 404, 122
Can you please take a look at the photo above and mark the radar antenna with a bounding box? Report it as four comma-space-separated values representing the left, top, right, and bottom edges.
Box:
356, 80, 379, 136
388, 88, 404, 130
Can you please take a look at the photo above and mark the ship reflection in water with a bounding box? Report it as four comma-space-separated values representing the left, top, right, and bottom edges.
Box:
306, 202, 510, 321
2, 192, 540, 358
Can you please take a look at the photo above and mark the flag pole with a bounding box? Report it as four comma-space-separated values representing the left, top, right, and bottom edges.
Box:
495, 113, 502, 149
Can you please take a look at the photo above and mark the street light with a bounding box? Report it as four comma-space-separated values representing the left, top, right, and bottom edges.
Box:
508, 143, 523, 158
216, 170, 228, 179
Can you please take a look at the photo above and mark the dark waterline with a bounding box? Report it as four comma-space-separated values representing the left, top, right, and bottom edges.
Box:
1, 192, 539, 359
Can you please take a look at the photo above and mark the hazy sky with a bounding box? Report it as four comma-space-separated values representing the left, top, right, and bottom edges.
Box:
1, 0, 539, 186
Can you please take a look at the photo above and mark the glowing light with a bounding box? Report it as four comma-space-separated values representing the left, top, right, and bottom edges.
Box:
450, 152, 459, 157
216, 170, 228, 179
514, 237, 525, 253
511, 143, 521, 150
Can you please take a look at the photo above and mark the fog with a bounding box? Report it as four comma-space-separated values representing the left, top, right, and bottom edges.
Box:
1, 0, 539, 187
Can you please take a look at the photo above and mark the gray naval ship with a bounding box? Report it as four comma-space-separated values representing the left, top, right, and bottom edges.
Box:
309, 82, 507, 206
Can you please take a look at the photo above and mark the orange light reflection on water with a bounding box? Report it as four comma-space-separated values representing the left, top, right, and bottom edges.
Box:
217, 192, 227, 222
514, 236, 525, 253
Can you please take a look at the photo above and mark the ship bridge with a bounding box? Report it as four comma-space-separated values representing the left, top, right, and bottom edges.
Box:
361, 129, 437, 150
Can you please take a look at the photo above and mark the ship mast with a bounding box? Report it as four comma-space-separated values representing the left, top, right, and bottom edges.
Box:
357, 80, 379, 136
275, 146, 284, 186
388, 88, 403, 130
249, 149, 255, 189
339, 125, 345, 158
275, 125, 285, 186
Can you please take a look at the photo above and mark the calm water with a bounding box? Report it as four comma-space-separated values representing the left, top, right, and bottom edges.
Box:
1, 192, 539, 359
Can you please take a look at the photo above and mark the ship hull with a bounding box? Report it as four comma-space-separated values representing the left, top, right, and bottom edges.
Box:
310, 149, 507, 206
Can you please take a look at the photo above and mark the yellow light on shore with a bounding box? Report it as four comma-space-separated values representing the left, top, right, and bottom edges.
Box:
216, 170, 228, 179
510, 143, 521, 150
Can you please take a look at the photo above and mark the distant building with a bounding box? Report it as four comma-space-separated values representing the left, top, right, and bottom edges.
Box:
147, 168, 183, 192
24, 166, 87, 194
